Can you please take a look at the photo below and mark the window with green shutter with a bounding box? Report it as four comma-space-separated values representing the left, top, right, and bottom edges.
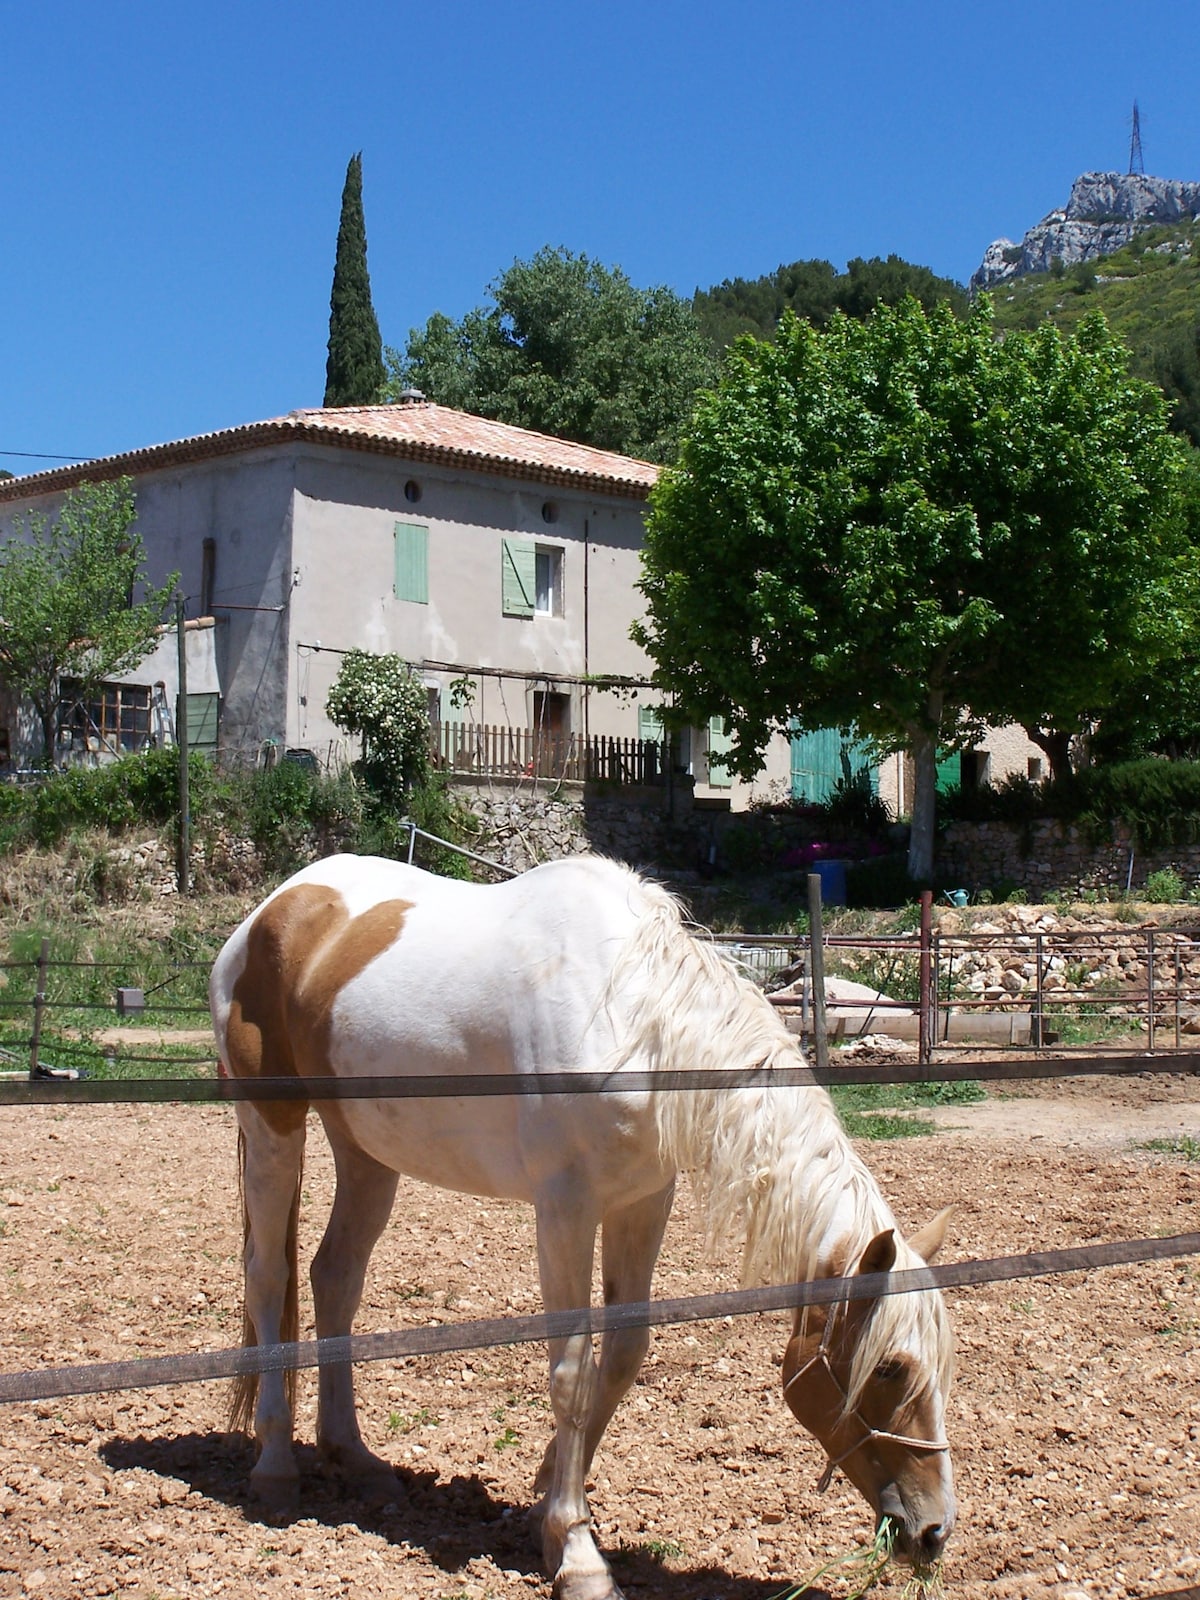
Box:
502, 538, 537, 617
637, 705, 665, 743
708, 716, 734, 787
394, 522, 428, 604
170, 691, 219, 754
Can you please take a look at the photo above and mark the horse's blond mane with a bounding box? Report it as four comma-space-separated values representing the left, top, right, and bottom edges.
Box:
611, 873, 953, 1407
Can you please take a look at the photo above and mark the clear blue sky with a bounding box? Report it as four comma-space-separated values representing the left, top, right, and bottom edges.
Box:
4, 0, 1197, 472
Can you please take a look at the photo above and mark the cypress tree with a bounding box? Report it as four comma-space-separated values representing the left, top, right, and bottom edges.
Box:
324, 153, 385, 407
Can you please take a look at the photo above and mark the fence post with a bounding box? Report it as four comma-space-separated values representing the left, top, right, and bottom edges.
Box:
1175, 945, 1182, 1049
806, 874, 829, 1073
1147, 929, 1156, 1051
28, 937, 49, 1081
1033, 931, 1045, 1048
918, 890, 933, 1068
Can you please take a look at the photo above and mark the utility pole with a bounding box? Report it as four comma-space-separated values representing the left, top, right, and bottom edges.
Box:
176, 596, 190, 896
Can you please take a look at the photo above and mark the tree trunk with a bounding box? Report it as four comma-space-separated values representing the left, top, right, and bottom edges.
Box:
1023, 725, 1072, 781
904, 689, 946, 883
38, 704, 56, 768
907, 731, 938, 883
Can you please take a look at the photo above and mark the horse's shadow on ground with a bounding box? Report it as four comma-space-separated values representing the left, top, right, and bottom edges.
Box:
101, 1430, 833, 1599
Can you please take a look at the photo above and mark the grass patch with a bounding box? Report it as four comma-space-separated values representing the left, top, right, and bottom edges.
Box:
829, 1078, 983, 1140
1140, 1133, 1200, 1161
841, 1111, 936, 1139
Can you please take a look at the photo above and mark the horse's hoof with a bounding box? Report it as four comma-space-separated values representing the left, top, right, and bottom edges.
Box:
347, 1465, 402, 1508
249, 1472, 300, 1513
552, 1573, 624, 1600
528, 1497, 548, 1553
318, 1445, 402, 1507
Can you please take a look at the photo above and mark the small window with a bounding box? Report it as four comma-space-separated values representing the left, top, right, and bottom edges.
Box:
59, 679, 152, 755
1028, 756, 1044, 781
535, 546, 562, 615
404, 479, 422, 504
394, 522, 429, 604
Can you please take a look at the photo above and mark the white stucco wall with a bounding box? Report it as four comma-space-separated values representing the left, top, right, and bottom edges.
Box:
285, 446, 654, 761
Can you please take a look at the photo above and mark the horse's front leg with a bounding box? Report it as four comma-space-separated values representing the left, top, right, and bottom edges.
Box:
532, 1187, 619, 1600
534, 1180, 674, 1500
310, 1128, 400, 1502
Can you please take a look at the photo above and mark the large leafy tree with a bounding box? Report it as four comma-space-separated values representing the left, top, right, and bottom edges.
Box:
324, 153, 385, 407
0, 478, 178, 762
636, 300, 1194, 880
385, 246, 716, 463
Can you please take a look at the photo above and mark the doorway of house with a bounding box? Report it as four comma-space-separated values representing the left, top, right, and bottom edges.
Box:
532, 691, 571, 777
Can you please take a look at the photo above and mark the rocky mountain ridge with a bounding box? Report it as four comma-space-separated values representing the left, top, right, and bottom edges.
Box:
972, 169, 1200, 290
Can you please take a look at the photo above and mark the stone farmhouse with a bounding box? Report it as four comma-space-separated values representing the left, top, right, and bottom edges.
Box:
0, 399, 1041, 812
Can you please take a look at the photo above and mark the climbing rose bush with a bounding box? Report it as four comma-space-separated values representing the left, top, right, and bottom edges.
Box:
326, 650, 430, 794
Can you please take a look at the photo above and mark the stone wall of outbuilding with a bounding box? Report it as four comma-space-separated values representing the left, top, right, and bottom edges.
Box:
936, 818, 1200, 897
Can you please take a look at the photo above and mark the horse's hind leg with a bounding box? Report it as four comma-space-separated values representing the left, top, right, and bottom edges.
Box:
237, 1107, 308, 1508
532, 1186, 620, 1600
309, 1127, 400, 1501
533, 1181, 674, 1500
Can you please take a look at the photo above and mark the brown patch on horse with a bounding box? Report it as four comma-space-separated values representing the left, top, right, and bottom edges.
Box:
226, 884, 411, 1134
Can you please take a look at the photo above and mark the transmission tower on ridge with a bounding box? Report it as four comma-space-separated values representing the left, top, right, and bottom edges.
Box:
1129, 100, 1145, 175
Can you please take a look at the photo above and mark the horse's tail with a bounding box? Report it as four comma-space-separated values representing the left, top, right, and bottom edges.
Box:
229, 1125, 305, 1435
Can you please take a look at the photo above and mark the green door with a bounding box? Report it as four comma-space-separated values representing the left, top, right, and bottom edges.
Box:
790, 726, 877, 803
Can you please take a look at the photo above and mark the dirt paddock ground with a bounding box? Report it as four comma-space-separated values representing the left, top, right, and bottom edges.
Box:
1, 1073, 1198, 1600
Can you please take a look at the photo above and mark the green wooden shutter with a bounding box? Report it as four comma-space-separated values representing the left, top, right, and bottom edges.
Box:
394, 522, 428, 604
178, 692, 219, 753
935, 747, 960, 795
638, 705, 665, 742
502, 539, 536, 617
790, 727, 842, 802
708, 715, 734, 787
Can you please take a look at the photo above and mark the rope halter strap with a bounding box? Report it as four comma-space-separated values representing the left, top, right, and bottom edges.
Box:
783, 1302, 950, 1493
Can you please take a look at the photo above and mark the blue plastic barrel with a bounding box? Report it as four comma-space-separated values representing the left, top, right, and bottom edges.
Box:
812, 858, 848, 906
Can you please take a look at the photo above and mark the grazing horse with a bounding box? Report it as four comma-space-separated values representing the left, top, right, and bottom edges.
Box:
210, 854, 956, 1600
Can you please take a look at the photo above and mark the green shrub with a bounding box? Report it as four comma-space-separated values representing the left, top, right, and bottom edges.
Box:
1074, 760, 1200, 848
720, 818, 776, 873
941, 759, 1200, 851
818, 766, 891, 834
1142, 867, 1186, 903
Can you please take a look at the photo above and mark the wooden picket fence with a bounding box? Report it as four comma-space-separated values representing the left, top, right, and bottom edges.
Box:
431, 722, 668, 786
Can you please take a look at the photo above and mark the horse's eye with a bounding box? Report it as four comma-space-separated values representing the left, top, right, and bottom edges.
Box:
874, 1358, 906, 1382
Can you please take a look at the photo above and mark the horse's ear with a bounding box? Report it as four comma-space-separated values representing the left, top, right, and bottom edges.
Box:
857, 1228, 897, 1277
908, 1205, 955, 1265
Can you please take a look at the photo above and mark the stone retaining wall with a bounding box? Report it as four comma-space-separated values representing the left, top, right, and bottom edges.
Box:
456, 778, 723, 876
937, 817, 1200, 896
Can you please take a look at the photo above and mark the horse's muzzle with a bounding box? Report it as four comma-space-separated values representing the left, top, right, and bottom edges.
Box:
878, 1491, 955, 1568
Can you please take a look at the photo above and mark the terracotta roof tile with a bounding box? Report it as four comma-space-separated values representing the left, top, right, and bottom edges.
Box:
0, 403, 661, 502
